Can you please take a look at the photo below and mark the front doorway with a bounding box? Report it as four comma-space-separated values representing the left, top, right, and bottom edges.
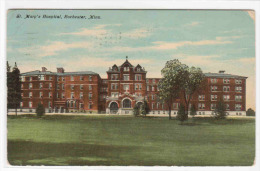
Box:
110, 102, 119, 114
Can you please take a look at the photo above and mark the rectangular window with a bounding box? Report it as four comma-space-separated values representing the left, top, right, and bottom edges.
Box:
198, 95, 205, 101
173, 103, 179, 109
80, 76, 84, 81
147, 86, 149, 91
226, 104, 230, 110
235, 79, 242, 84
235, 86, 242, 92
20, 102, 23, 107
21, 76, 25, 81
135, 74, 142, 81
48, 101, 51, 108
89, 93, 92, 100
152, 79, 155, 84
152, 94, 154, 100
124, 67, 129, 71
111, 74, 118, 80
211, 78, 217, 83
57, 77, 60, 81
29, 83, 32, 89
235, 104, 242, 110
29, 101, 32, 108
40, 92, 43, 98
211, 95, 217, 101
49, 83, 52, 89
89, 76, 92, 81
152, 86, 155, 91
152, 103, 154, 109
198, 103, 205, 110
62, 84, 65, 90
89, 85, 92, 90
57, 84, 60, 90
49, 92, 52, 98
71, 92, 74, 99
115, 84, 118, 90
71, 85, 74, 90
223, 86, 230, 92
89, 103, 92, 109
223, 95, 230, 101
123, 84, 129, 90
62, 92, 65, 99
123, 75, 130, 81
62, 77, 65, 81
80, 92, 83, 99
235, 95, 242, 101
111, 92, 119, 97
211, 86, 217, 92
223, 79, 230, 84
80, 85, 83, 90
29, 92, 32, 98
71, 76, 74, 81
80, 103, 83, 108
211, 104, 216, 110
57, 93, 59, 98
39, 75, 44, 81
49, 76, 52, 81
157, 103, 160, 109
39, 83, 43, 89
30, 77, 32, 81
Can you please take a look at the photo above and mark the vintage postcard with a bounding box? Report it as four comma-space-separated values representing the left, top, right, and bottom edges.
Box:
6, 9, 256, 167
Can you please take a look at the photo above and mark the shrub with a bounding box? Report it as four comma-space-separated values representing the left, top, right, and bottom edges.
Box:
214, 100, 226, 119
246, 108, 255, 116
177, 104, 187, 123
36, 103, 45, 117
190, 104, 197, 118
133, 104, 140, 117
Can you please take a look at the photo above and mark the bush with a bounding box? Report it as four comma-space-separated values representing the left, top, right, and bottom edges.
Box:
133, 104, 140, 117
214, 100, 226, 119
190, 104, 197, 118
177, 104, 187, 123
36, 103, 45, 117
246, 108, 255, 116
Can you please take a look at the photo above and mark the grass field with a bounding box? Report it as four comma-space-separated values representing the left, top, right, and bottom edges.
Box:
7, 115, 255, 166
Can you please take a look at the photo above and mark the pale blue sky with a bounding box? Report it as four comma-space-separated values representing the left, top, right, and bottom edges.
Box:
7, 10, 255, 109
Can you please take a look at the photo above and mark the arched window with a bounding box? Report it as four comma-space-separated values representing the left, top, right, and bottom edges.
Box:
123, 99, 131, 108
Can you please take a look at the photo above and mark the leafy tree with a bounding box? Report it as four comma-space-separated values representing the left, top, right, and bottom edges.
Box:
190, 104, 197, 118
158, 59, 187, 120
182, 66, 204, 119
7, 62, 22, 116
36, 103, 45, 117
177, 104, 187, 124
142, 100, 150, 117
214, 100, 226, 119
246, 108, 255, 116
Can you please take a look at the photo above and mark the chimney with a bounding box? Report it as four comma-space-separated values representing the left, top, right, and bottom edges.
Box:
219, 70, 225, 74
57, 67, 65, 73
42, 67, 47, 72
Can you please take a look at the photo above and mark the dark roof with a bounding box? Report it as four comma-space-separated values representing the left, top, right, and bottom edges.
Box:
21, 70, 99, 76
204, 73, 247, 79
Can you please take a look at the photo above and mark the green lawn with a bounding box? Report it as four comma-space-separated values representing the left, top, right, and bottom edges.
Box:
7, 115, 255, 166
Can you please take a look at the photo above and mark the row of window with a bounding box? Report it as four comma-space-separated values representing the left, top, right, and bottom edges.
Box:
20, 75, 93, 82
211, 86, 243, 92
20, 101, 93, 109
23, 92, 93, 100
150, 103, 242, 111
23, 83, 94, 90
211, 78, 243, 84
111, 74, 142, 81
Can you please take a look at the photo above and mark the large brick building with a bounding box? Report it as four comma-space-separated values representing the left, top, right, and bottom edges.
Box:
19, 58, 247, 116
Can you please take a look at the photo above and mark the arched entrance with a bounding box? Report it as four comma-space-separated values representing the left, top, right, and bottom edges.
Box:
110, 102, 119, 114
122, 99, 131, 108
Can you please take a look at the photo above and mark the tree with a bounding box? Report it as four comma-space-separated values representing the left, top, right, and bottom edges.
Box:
190, 104, 197, 118
246, 108, 255, 116
36, 103, 45, 117
142, 100, 150, 117
7, 62, 22, 116
158, 59, 187, 120
214, 100, 226, 119
177, 104, 187, 124
182, 66, 204, 120
133, 104, 140, 117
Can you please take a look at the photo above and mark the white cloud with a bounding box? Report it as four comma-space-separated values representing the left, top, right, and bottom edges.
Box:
121, 28, 152, 39
18, 41, 93, 57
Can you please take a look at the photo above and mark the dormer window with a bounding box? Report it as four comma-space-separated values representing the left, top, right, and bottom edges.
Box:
124, 67, 129, 71
137, 67, 141, 72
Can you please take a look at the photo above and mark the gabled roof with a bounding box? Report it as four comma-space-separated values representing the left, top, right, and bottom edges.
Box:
121, 59, 133, 67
